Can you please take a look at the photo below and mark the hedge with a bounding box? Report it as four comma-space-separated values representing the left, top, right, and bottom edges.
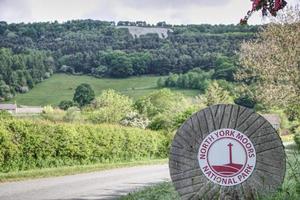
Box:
0, 118, 171, 172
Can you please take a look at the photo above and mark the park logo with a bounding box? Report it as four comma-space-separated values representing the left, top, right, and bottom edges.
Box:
198, 128, 256, 186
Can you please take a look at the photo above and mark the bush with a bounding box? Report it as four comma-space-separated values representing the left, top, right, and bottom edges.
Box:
135, 89, 189, 131
59, 100, 78, 110
172, 106, 198, 130
120, 112, 150, 129
42, 106, 65, 122
135, 89, 188, 118
18, 86, 29, 93
149, 114, 173, 131
205, 81, 233, 106
87, 89, 134, 123
0, 83, 14, 101
159, 69, 212, 92
0, 111, 12, 119
63, 107, 82, 122
234, 94, 256, 108
0, 118, 170, 172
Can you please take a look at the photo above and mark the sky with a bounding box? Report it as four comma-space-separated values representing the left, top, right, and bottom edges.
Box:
0, 0, 298, 25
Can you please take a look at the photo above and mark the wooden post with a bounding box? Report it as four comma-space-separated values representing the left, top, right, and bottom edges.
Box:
228, 143, 233, 164
169, 104, 286, 200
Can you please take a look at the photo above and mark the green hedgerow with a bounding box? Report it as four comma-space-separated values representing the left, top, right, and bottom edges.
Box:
0, 118, 170, 172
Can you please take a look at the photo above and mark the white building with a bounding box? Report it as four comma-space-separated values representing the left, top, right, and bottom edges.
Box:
0, 104, 17, 114
0, 104, 43, 115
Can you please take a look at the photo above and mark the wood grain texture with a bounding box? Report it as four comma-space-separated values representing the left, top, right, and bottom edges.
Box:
169, 104, 286, 200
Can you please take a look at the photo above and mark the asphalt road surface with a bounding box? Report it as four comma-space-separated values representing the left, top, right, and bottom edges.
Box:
0, 164, 170, 200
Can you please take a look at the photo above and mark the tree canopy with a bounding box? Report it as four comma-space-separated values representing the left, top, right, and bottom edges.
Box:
0, 20, 259, 100
236, 6, 300, 110
73, 83, 95, 107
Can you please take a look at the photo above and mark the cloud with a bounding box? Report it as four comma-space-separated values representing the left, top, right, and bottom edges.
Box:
1, 0, 298, 24
120, 0, 231, 9
0, 0, 31, 22
0, 0, 236, 24
85, 0, 248, 25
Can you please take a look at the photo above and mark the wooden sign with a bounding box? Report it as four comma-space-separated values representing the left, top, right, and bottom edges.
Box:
169, 104, 286, 200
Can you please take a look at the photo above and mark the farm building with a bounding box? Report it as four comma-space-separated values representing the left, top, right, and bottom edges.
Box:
0, 104, 43, 115
262, 114, 281, 130
0, 104, 17, 114
16, 106, 43, 116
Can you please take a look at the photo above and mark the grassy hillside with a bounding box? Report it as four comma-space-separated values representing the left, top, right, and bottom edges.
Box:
9, 74, 199, 106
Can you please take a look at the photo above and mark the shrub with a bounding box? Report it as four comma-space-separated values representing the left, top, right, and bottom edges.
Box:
18, 86, 29, 93
234, 94, 256, 109
135, 89, 190, 131
0, 111, 12, 119
59, 100, 78, 110
0, 83, 14, 101
63, 107, 82, 122
120, 112, 150, 129
42, 106, 65, 122
205, 81, 233, 106
172, 106, 198, 130
87, 89, 134, 123
0, 118, 170, 172
149, 114, 173, 131
135, 89, 188, 118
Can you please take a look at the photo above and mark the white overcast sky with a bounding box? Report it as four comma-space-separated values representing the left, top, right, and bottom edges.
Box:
0, 0, 298, 25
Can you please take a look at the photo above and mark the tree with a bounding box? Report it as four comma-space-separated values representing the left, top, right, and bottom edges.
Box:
236, 6, 300, 108
131, 52, 151, 75
0, 21, 257, 81
234, 94, 256, 109
87, 89, 133, 123
0, 82, 13, 101
108, 51, 134, 78
172, 106, 199, 130
160, 68, 212, 92
165, 73, 179, 87
204, 81, 233, 106
135, 89, 189, 130
213, 55, 236, 81
156, 77, 165, 88
73, 83, 95, 107
135, 89, 187, 119
241, 0, 287, 24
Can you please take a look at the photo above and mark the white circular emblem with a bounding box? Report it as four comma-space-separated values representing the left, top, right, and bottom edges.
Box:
198, 128, 256, 186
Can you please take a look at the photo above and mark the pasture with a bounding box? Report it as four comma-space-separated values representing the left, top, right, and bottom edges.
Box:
9, 74, 199, 106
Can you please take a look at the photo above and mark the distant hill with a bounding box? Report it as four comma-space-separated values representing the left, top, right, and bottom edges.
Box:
0, 19, 259, 101
116, 26, 173, 38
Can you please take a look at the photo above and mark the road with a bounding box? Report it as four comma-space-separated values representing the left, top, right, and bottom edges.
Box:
0, 164, 170, 200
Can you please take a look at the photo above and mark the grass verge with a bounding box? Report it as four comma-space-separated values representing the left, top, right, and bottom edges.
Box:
119, 182, 180, 200
0, 159, 167, 183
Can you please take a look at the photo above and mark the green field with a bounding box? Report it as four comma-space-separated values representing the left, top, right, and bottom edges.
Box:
9, 74, 200, 106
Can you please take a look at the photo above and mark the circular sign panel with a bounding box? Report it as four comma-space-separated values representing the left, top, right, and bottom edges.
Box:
169, 104, 286, 199
198, 128, 256, 186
